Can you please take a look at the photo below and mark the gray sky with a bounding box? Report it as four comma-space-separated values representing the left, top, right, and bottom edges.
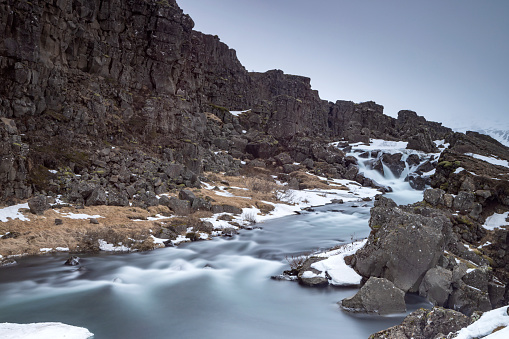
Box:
178, 0, 509, 130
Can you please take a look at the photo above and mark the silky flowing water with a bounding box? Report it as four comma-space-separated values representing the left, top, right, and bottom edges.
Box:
1, 142, 433, 338
0, 201, 430, 339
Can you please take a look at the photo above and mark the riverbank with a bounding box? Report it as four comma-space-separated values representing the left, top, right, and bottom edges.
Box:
0, 169, 380, 263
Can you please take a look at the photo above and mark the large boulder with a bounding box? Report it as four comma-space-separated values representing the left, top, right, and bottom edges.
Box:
419, 267, 453, 306
423, 188, 445, 206
340, 277, 406, 315
167, 197, 191, 216
370, 307, 470, 339
447, 280, 492, 316
352, 197, 452, 292
407, 132, 438, 153
28, 195, 50, 215
85, 186, 107, 206
178, 189, 196, 202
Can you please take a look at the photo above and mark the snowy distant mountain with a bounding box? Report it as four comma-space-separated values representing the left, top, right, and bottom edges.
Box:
447, 119, 509, 147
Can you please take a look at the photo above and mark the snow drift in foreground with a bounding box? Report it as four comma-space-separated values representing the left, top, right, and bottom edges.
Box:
454, 305, 509, 339
0, 322, 93, 339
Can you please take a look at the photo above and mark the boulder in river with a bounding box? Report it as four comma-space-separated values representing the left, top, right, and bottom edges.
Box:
352, 197, 452, 292
340, 277, 406, 315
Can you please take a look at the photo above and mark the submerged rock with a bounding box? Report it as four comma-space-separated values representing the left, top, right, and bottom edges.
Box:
64, 256, 80, 266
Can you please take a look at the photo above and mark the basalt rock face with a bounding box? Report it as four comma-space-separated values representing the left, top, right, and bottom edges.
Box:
0, 0, 453, 202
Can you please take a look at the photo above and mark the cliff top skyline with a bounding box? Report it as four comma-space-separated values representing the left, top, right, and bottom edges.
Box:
179, 0, 509, 130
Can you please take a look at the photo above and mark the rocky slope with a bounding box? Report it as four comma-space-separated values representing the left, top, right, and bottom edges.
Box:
0, 0, 451, 205
2, 0, 509, 336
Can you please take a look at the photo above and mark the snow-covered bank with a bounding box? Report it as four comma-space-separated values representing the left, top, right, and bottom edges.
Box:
304, 239, 367, 286
0, 322, 93, 339
200, 176, 380, 233
453, 306, 509, 339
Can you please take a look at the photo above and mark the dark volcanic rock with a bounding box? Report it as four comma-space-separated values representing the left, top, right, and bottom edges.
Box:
353, 197, 452, 292
340, 277, 406, 315
381, 153, 405, 178
64, 256, 80, 266
370, 307, 470, 339
86, 187, 107, 206
0, 0, 454, 205
28, 195, 50, 215
418, 267, 453, 307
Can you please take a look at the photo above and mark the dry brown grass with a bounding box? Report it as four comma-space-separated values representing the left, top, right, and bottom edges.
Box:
290, 170, 348, 190
0, 169, 342, 258
0, 205, 172, 256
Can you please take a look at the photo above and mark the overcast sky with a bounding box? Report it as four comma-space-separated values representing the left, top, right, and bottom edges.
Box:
178, 0, 509, 130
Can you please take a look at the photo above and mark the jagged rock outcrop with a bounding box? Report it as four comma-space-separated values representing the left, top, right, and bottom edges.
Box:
0, 0, 453, 204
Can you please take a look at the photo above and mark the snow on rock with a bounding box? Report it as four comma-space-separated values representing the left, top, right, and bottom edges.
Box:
98, 239, 129, 252
229, 109, 251, 116
0, 203, 30, 222
454, 306, 509, 339
150, 235, 168, 245
0, 322, 93, 339
434, 139, 450, 149
466, 153, 509, 169
171, 235, 191, 245
342, 139, 409, 152
311, 239, 367, 286
483, 212, 509, 230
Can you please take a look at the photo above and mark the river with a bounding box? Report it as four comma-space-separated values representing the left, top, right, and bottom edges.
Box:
0, 201, 431, 339
0, 142, 435, 338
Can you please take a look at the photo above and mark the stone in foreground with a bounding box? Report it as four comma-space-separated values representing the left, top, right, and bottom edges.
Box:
340, 277, 406, 315
370, 307, 470, 339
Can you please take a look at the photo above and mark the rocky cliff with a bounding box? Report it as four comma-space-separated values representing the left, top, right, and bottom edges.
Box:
0, 0, 452, 203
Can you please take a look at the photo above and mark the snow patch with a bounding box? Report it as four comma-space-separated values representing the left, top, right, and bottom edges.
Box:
466, 153, 509, 168
0, 322, 93, 339
56, 212, 104, 220
483, 212, 509, 230
454, 306, 509, 339
311, 239, 367, 286
0, 203, 30, 222
98, 239, 129, 252
230, 109, 251, 116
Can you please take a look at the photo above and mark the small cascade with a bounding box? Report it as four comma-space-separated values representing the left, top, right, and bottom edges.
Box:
338, 139, 439, 205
